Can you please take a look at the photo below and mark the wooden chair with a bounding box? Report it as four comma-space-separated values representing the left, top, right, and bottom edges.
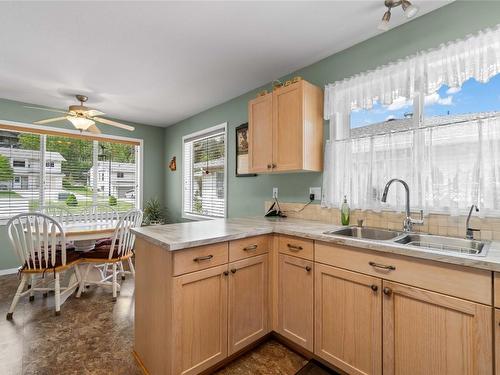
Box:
38, 206, 74, 225
77, 209, 143, 301
6, 213, 81, 319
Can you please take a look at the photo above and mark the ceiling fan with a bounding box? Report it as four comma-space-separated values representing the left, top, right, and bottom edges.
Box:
25, 95, 135, 134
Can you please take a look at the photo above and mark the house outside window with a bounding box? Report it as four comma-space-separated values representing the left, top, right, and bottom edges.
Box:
182, 123, 227, 219
117, 172, 124, 178
13, 160, 25, 167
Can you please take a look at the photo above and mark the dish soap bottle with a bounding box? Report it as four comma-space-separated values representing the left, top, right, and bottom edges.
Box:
341, 195, 350, 226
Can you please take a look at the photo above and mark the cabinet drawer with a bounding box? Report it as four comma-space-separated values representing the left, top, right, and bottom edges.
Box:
229, 235, 269, 262
278, 235, 313, 260
172, 242, 228, 276
315, 241, 492, 305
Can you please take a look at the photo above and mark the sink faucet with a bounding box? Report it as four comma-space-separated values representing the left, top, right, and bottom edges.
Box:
466, 204, 480, 240
381, 178, 423, 232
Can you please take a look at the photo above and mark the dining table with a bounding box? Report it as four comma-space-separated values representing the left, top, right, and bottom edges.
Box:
63, 220, 118, 252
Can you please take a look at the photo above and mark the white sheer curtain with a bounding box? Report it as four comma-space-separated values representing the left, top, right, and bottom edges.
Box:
323, 117, 500, 217
322, 24, 500, 216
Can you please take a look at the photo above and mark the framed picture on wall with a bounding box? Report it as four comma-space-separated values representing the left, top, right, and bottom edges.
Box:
235, 123, 257, 177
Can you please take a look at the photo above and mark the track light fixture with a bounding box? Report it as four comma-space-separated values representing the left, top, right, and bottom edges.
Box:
378, 0, 419, 31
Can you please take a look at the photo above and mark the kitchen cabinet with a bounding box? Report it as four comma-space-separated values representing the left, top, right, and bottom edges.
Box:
495, 309, 500, 375
172, 264, 229, 375
315, 264, 382, 375
228, 254, 269, 355
277, 253, 314, 351
248, 80, 323, 173
382, 280, 492, 375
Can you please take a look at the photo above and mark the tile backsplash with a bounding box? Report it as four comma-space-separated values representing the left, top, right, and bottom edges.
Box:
265, 201, 500, 241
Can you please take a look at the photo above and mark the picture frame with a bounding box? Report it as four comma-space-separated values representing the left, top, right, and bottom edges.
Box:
235, 123, 257, 177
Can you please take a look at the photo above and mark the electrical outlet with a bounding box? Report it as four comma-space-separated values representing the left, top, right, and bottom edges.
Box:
272, 187, 279, 199
309, 187, 321, 201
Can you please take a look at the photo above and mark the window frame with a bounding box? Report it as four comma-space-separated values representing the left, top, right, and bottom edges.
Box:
0, 120, 143, 224
181, 122, 227, 221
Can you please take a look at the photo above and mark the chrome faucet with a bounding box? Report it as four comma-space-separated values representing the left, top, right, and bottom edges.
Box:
381, 178, 423, 232
466, 204, 480, 240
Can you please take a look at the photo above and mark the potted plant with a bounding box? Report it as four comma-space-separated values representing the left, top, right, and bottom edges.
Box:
143, 197, 167, 225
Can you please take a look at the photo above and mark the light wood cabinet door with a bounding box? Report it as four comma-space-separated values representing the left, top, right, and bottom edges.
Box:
315, 264, 382, 375
383, 281, 492, 375
248, 93, 273, 173
228, 254, 269, 355
172, 265, 228, 375
495, 309, 500, 375
272, 82, 303, 172
277, 253, 314, 351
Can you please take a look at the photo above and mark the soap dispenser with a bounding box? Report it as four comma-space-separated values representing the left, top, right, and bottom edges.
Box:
341, 195, 350, 226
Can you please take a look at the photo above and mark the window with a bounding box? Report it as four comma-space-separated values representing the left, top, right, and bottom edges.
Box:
182, 123, 226, 219
117, 172, 124, 178
12, 160, 25, 167
0, 124, 142, 221
323, 26, 500, 216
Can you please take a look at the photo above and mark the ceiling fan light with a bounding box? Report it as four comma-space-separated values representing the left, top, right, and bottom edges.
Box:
378, 10, 391, 31
67, 116, 95, 131
402, 0, 419, 18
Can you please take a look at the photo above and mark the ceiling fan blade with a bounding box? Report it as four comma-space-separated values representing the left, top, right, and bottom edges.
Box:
24, 106, 70, 115
93, 117, 135, 131
33, 116, 68, 125
86, 109, 105, 117
87, 124, 102, 134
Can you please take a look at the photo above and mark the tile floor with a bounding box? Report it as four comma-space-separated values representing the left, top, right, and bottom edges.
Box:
0, 273, 309, 375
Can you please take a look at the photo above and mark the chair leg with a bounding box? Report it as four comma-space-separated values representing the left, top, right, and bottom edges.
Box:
54, 273, 61, 316
29, 275, 35, 302
73, 265, 82, 295
112, 263, 117, 302
119, 261, 126, 280
128, 257, 135, 278
7, 274, 28, 320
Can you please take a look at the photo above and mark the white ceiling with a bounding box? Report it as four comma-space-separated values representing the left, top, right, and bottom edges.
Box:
0, 1, 451, 127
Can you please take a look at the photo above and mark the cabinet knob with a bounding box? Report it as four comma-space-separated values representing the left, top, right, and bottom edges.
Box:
267, 164, 272, 169
305, 266, 312, 272
383, 287, 392, 296
371, 284, 378, 292
223, 271, 229, 276
272, 163, 277, 168
231, 268, 237, 274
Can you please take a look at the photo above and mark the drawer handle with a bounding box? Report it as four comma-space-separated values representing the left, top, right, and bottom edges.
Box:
369, 261, 396, 271
193, 255, 213, 262
305, 266, 312, 272
244, 244, 258, 251
371, 284, 378, 292
287, 244, 303, 251
383, 287, 393, 296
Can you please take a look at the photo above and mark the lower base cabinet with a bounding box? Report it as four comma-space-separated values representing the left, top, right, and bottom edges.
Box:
314, 264, 382, 375
383, 281, 492, 375
277, 254, 314, 351
228, 254, 268, 355
172, 265, 229, 375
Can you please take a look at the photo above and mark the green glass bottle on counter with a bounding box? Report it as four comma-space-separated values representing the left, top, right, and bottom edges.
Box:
340, 195, 350, 226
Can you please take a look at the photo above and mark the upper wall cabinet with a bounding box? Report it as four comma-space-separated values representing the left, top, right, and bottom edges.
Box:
248, 80, 324, 173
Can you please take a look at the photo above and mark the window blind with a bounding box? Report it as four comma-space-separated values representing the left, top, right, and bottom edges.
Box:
0, 124, 141, 221
183, 127, 226, 218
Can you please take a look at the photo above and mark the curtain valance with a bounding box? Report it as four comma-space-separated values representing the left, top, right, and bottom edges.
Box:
324, 24, 500, 120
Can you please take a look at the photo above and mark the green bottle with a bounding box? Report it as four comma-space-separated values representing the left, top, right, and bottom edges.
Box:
341, 195, 350, 226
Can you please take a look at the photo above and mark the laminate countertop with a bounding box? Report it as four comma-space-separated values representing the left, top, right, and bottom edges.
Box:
131, 216, 500, 272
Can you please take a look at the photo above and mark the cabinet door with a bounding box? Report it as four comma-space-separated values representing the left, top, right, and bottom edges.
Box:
277, 254, 314, 351
315, 264, 382, 375
272, 82, 303, 172
228, 254, 268, 355
172, 265, 228, 375
495, 309, 500, 375
383, 281, 492, 375
248, 93, 273, 173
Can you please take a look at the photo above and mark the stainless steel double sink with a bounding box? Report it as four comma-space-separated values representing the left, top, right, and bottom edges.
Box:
323, 227, 490, 256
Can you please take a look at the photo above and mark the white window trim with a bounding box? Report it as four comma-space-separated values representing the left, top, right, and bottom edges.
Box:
0, 120, 144, 224
181, 122, 227, 221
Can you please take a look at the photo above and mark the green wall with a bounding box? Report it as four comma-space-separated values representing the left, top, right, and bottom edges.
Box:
164, 1, 500, 222
0, 98, 165, 271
